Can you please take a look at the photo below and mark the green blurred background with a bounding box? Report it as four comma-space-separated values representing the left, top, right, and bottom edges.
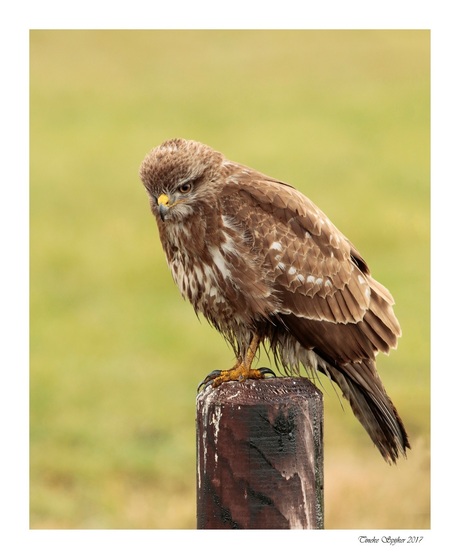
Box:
30, 30, 430, 529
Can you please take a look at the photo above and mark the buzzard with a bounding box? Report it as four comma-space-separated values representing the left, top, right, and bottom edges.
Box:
139, 138, 410, 463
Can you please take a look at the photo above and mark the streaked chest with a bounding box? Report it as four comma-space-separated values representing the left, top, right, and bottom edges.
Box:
164, 221, 240, 315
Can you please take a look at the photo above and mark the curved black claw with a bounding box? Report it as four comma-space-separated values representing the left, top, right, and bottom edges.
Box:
258, 367, 277, 378
197, 370, 222, 393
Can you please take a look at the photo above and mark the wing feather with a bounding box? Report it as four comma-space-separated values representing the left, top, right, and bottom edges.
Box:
221, 166, 401, 360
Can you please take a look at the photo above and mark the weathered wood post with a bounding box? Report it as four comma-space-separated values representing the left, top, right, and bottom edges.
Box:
196, 377, 324, 529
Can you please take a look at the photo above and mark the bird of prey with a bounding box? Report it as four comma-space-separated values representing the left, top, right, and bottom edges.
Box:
139, 138, 410, 463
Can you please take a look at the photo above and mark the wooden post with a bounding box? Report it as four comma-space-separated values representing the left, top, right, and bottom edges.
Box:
196, 377, 324, 529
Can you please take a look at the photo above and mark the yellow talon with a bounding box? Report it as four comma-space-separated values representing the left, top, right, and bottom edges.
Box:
197, 334, 276, 391
198, 366, 275, 392
212, 366, 266, 387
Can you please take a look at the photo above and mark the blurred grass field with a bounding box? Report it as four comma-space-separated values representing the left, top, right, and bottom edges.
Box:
30, 30, 430, 529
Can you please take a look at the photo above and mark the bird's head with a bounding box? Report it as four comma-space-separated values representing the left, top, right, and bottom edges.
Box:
139, 138, 224, 223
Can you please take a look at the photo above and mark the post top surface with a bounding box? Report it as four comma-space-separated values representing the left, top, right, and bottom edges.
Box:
196, 377, 322, 406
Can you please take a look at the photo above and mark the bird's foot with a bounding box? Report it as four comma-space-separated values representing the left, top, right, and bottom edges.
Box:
197, 366, 276, 392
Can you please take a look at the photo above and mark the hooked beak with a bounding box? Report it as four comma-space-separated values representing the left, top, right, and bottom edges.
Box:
157, 193, 170, 222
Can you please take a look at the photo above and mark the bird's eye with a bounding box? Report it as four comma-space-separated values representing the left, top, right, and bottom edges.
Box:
178, 182, 192, 194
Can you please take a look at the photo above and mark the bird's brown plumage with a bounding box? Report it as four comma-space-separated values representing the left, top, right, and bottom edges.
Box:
139, 138, 410, 463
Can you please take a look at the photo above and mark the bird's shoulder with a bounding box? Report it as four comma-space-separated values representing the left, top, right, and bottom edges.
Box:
217, 160, 375, 323
219, 160, 351, 257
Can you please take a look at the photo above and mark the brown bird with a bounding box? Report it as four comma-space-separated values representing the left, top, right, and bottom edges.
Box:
139, 138, 410, 463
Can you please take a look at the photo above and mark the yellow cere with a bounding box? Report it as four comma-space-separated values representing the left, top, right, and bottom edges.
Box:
158, 193, 170, 206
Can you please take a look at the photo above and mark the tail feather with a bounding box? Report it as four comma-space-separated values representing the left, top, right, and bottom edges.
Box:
270, 308, 410, 463
317, 356, 410, 463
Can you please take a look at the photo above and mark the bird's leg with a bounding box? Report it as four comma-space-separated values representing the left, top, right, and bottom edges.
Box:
198, 334, 276, 391
215, 334, 263, 385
